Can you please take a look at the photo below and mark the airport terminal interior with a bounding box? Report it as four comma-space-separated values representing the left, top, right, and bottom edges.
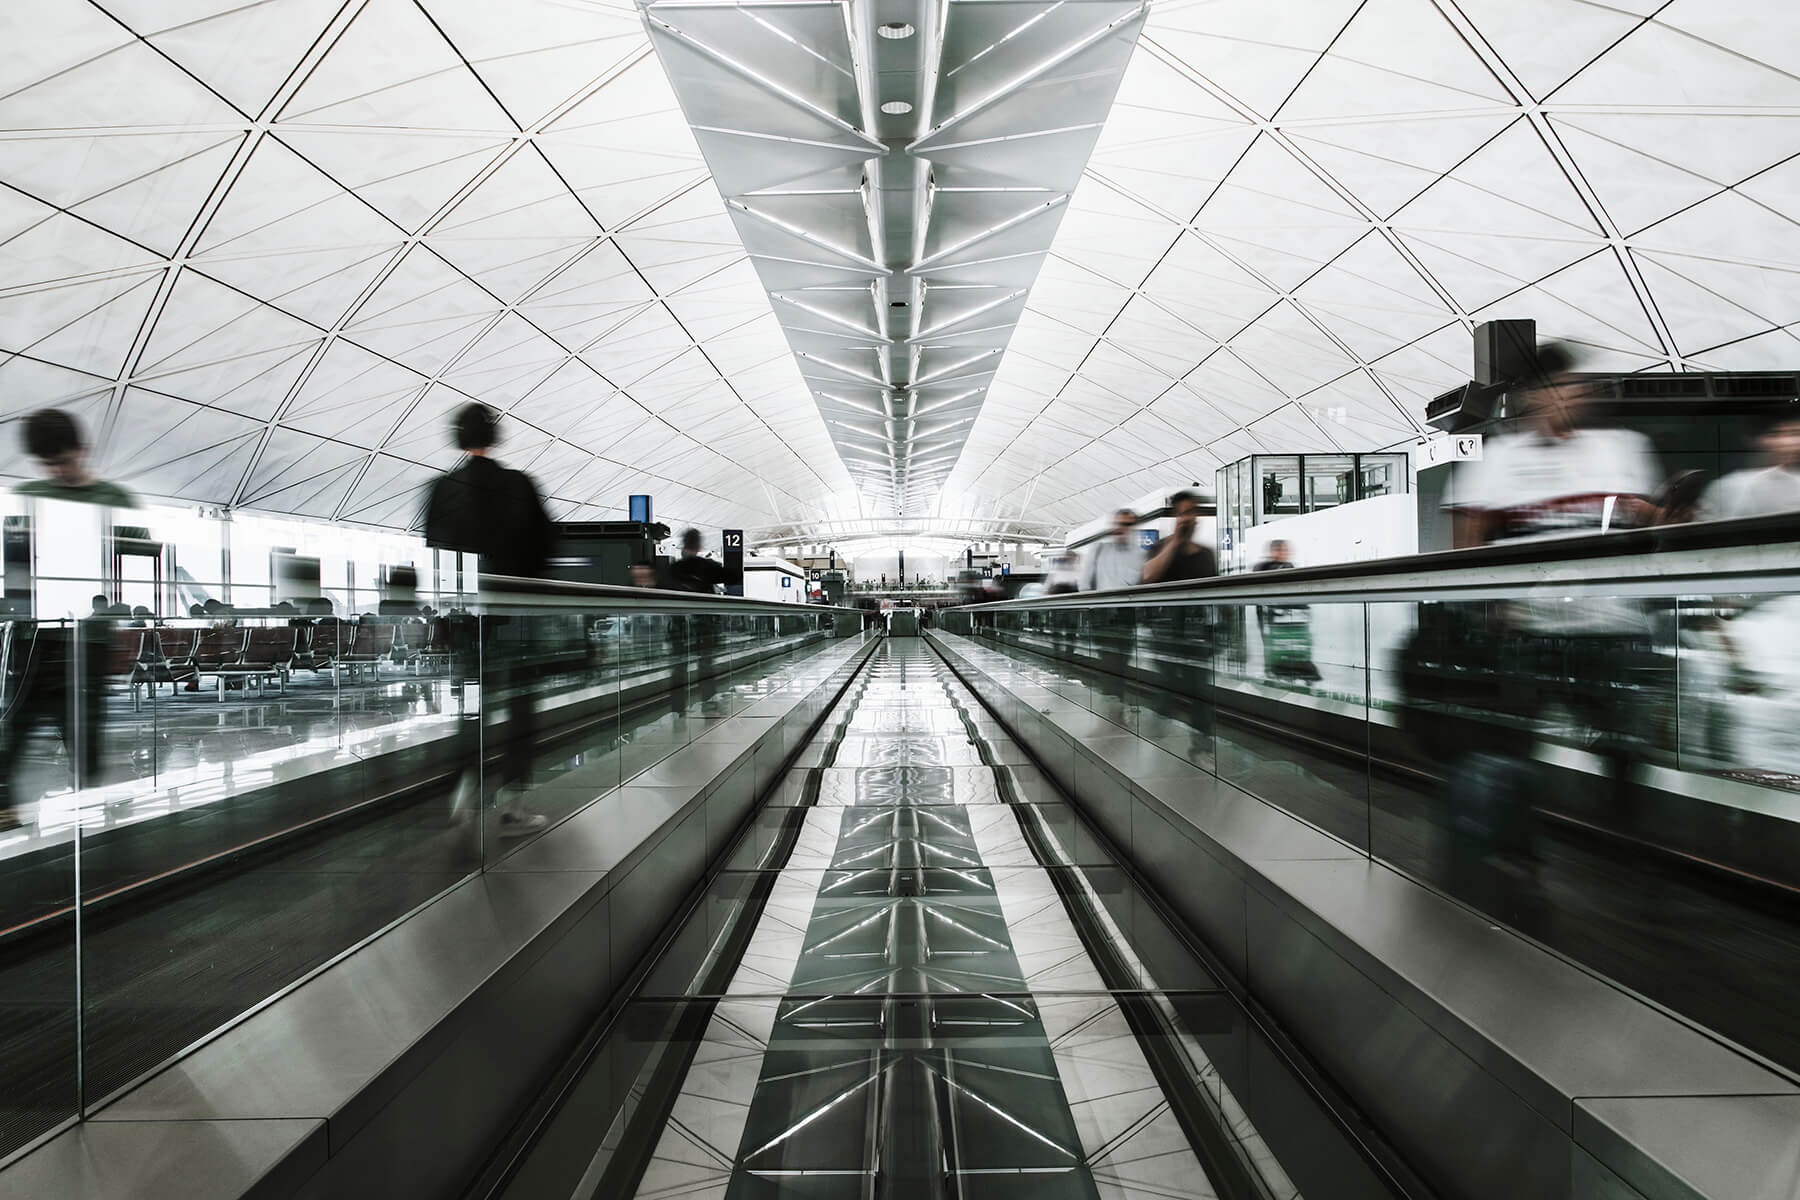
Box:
0, 2, 1798, 1199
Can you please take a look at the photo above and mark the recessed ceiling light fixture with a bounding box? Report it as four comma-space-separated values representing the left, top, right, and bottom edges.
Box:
878, 22, 914, 38
882, 100, 913, 115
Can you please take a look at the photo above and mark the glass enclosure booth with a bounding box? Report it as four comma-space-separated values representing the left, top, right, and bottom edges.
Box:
1215, 452, 1409, 573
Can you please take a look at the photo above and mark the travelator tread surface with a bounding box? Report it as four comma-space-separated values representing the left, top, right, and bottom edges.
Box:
490, 641, 1407, 1200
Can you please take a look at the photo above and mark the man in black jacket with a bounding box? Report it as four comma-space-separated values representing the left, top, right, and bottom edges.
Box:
425, 404, 554, 838
424, 404, 552, 579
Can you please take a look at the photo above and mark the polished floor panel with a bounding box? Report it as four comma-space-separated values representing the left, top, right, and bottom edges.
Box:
621, 644, 1237, 1200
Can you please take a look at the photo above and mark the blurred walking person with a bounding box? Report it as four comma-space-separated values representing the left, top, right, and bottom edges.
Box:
0, 410, 135, 829
1435, 342, 1663, 900
661, 528, 724, 690
1703, 410, 1800, 519
1085, 509, 1144, 591
425, 403, 554, 838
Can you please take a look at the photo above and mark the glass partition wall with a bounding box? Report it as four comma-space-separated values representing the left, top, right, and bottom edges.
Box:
0, 494, 863, 1162
936, 559, 1800, 1075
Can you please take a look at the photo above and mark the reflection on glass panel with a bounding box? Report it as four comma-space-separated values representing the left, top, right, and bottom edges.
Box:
0, 615, 79, 1155
1359, 455, 1401, 499
1256, 456, 1301, 523
0, 469, 861, 1156
1303, 454, 1356, 512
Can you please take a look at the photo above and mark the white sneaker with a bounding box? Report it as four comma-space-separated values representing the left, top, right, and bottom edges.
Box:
497, 809, 549, 838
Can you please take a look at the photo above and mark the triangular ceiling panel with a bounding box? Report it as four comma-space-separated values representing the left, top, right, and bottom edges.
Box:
0, 1, 1791, 548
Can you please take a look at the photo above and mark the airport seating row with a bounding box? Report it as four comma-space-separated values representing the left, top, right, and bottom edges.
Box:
106, 617, 453, 703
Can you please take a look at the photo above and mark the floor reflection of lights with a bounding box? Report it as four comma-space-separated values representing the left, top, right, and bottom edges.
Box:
634, 645, 1235, 1200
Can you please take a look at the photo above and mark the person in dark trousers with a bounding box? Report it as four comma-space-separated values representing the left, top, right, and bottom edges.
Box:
424, 403, 554, 838
1, 410, 136, 829
1135, 490, 1218, 767
661, 529, 724, 690
1430, 342, 1662, 908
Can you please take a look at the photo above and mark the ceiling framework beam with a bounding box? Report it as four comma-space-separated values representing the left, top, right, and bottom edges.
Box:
641, 0, 1148, 517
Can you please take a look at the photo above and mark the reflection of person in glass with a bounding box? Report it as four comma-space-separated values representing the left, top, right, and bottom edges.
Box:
424, 403, 553, 838
1, 410, 136, 830
1253, 540, 1319, 683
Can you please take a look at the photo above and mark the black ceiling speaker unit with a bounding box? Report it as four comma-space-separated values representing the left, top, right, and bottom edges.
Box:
1425, 381, 1503, 432
1473, 318, 1537, 386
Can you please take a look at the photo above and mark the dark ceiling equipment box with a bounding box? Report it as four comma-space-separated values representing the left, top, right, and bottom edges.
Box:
545, 521, 669, 587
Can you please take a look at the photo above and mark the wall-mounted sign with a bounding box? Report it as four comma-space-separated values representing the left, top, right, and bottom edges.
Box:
722, 528, 744, 596
1413, 434, 1482, 468
781, 575, 791, 588
1138, 529, 1160, 550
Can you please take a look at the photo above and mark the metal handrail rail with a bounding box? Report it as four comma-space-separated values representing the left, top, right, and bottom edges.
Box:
954, 512, 1800, 610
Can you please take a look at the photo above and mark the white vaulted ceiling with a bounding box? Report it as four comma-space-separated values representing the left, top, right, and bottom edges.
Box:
2, 1, 1798, 538
0, 0, 854, 532
945, 0, 1800, 527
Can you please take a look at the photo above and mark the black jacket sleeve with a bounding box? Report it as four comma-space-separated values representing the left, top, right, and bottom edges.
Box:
511, 471, 554, 579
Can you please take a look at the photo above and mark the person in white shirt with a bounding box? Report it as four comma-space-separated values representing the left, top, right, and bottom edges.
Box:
1442, 342, 1666, 840
1697, 412, 1800, 775
1085, 509, 1144, 591
1702, 412, 1800, 520
1453, 353, 1660, 550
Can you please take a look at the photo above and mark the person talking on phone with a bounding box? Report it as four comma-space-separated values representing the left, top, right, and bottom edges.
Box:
1141, 490, 1216, 583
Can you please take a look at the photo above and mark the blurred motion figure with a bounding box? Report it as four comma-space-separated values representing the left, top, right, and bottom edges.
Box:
425, 403, 553, 838
14, 409, 135, 509
1426, 343, 1664, 897
1452, 342, 1659, 547
1085, 509, 1144, 590
1703, 410, 1800, 519
1141, 491, 1216, 583
0, 410, 136, 829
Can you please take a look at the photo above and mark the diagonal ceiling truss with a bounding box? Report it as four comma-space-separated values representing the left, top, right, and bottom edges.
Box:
945, 0, 1800, 528
0, 0, 857, 535
641, 0, 1147, 518
3, 1, 1799, 542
